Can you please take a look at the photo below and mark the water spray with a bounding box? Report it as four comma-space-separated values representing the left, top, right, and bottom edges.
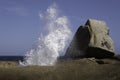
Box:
20, 3, 72, 66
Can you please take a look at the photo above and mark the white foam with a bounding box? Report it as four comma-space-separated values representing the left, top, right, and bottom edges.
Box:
21, 3, 72, 66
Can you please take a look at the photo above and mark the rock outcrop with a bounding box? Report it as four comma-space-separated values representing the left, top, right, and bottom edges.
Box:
65, 19, 115, 58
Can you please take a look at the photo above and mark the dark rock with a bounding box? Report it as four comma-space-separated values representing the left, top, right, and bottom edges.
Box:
65, 19, 115, 58
96, 59, 105, 64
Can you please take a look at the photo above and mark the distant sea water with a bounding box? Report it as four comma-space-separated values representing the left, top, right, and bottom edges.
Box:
0, 56, 24, 61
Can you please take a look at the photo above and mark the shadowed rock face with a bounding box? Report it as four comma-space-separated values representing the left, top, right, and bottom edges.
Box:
65, 19, 115, 58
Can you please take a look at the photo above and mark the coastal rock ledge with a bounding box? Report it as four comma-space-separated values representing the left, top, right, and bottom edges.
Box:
65, 19, 115, 58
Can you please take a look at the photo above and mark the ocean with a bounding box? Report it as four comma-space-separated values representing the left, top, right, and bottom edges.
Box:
0, 56, 24, 61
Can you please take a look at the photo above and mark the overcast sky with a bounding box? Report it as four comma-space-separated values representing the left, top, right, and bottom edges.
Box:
0, 0, 120, 55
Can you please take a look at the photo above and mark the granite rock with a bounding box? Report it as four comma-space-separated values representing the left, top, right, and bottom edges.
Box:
65, 19, 115, 58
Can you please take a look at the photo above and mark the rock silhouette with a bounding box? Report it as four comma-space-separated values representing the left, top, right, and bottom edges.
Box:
65, 19, 115, 58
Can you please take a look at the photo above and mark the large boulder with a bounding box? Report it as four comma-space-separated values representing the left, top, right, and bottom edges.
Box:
65, 19, 115, 58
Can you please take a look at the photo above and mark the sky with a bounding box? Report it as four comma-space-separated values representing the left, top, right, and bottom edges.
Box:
0, 0, 120, 55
